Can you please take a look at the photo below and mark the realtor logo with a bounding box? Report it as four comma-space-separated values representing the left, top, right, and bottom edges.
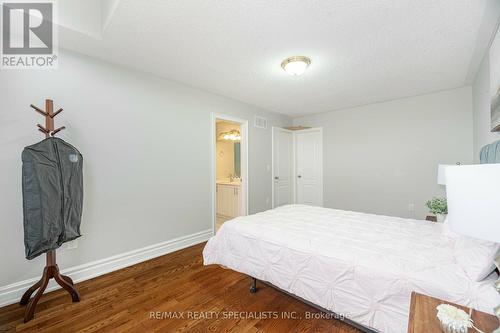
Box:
1, 1, 57, 69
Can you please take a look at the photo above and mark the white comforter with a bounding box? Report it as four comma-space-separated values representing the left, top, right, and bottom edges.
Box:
203, 205, 499, 333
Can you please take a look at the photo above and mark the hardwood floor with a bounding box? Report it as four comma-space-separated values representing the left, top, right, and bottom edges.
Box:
0, 243, 360, 333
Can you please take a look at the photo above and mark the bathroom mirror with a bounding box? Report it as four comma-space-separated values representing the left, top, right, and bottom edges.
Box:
234, 142, 241, 178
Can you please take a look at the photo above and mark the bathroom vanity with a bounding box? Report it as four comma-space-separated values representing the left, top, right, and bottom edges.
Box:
216, 180, 241, 219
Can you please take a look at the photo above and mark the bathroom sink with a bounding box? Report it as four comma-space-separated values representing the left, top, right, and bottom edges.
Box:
216, 179, 241, 185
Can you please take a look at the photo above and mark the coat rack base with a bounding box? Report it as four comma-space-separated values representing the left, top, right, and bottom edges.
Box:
19, 250, 80, 322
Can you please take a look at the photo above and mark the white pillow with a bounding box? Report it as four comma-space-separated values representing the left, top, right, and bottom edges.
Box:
454, 235, 500, 281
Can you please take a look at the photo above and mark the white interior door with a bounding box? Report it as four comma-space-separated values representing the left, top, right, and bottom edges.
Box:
272, 128, 293, 207
295, 129, 323, 206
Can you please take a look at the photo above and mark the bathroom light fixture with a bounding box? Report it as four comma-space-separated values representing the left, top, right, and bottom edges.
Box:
218, 130, 241, 141
281, 56, 311, 76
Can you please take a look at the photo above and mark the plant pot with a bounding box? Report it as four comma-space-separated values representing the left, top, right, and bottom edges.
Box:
436, 214, 447, 223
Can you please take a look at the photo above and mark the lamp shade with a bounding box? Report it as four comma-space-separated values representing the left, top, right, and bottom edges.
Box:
446, 164, 500, 243
437, 164, 452, 185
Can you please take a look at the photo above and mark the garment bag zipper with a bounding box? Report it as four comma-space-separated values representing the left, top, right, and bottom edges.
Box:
52, 139, 65, 242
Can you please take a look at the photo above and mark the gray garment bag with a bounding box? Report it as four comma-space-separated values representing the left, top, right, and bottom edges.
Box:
22, 137, 83, 260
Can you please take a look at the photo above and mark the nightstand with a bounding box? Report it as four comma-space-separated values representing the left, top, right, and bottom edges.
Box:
407, 292, 499, 333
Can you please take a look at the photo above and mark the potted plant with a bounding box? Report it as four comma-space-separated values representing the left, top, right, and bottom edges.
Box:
426, 197, 448, 222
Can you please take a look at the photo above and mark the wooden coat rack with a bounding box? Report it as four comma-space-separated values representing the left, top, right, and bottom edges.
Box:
20, 99, 80, 322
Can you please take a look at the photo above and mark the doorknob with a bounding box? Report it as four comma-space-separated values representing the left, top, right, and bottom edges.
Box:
297, 175, 302, 178
274, 176, 279, 180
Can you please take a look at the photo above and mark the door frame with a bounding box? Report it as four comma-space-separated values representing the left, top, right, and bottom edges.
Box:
294, 127, 323, 206
211, 113, 249, 235
271, 127, 294, 208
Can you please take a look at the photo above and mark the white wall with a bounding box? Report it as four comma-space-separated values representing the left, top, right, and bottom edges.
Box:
216, 140, 235, 180
473, 26, 500, 161
293, 87, 473, 219
0, 50, 290, 287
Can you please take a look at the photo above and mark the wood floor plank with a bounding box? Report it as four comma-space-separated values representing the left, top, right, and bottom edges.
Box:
0, 243, 361, 332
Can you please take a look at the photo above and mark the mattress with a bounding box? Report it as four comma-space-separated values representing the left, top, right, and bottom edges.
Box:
203, 205, 499, 333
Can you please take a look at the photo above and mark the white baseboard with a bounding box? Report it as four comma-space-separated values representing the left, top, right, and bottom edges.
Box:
0, 229, 213, 307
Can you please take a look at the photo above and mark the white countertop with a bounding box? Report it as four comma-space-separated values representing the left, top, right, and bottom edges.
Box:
216, 179, 241, 186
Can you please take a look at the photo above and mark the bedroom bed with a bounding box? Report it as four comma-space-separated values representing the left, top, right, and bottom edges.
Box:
203, 204, 499, 333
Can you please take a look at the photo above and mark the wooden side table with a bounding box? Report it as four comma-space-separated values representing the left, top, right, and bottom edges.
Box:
407, 292, 499, 333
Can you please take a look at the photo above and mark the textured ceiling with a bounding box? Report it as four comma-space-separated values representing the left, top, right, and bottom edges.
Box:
59, 0, 489, 116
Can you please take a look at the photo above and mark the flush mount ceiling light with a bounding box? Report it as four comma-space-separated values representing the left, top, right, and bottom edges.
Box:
281, 56, 311, 76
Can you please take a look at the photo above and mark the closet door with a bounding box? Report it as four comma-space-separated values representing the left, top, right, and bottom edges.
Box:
272, 128, 293, 207
295, 129, 323, 206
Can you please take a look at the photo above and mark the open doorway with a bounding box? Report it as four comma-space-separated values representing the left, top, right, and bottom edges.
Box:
211, 114, 248, 234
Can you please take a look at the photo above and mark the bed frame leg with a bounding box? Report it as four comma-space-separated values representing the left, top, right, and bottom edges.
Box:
250, 277, 257, 293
